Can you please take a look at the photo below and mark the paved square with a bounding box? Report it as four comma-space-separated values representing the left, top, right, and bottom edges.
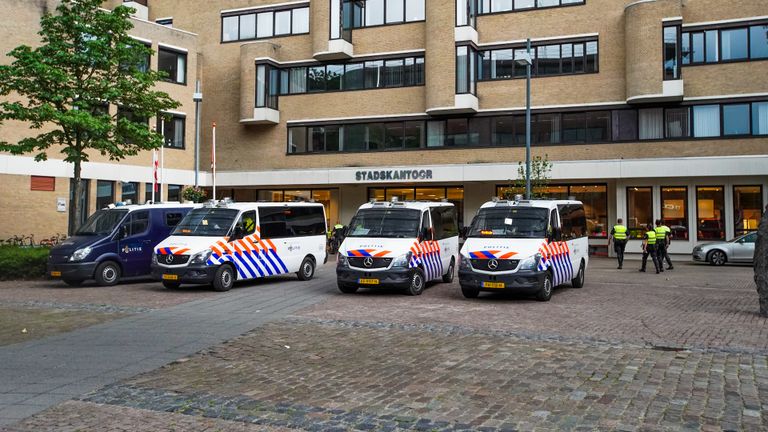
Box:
0, 258, 765, 431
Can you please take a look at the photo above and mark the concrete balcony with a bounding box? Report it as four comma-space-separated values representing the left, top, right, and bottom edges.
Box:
313, 39, 354, 61
240, 108, 280, 125
426, 94, 479, 115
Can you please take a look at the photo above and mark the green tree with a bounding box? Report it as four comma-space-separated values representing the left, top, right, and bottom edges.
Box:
0, 0, 180, 233
500, 155, 554, 199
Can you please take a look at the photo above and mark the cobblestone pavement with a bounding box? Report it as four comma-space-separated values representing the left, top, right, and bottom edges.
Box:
0, 278, 216, 310
2, 258, 766, 431
0, 307, 128, 346
299, 259, 767, 353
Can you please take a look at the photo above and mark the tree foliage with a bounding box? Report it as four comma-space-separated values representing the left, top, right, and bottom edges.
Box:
0, 0, 180, 231
499, 155, 554, 199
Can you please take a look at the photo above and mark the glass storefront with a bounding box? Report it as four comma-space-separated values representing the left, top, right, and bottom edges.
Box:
733, 185, 763, 236
121, 182, 139, 204
661, 186, 688, 240
96, 180, 114, 210
495, 184, 608, 238
696, 186, 725, 240
369, 186, 465, 225
627, 187, 652, 239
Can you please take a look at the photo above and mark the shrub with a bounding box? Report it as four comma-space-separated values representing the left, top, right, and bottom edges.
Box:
0, 246, 50, 280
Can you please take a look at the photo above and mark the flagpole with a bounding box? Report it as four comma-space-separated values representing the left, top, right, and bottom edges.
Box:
160, 117, 165, 203
212, 121, 217, 202
151, 149, 157, 203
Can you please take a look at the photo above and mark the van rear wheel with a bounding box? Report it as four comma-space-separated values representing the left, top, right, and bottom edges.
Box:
95, 261, 121, 287
571, 261, 585, 288
442, 258, 455, 283
297, 257, 315, 281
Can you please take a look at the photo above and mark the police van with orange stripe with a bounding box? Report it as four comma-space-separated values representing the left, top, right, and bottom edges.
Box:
459, 198, 588, 301
336, 199, 458, 296
151, 201, 327, 291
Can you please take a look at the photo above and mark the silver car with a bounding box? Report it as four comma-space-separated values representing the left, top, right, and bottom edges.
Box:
692, 231, 757, 266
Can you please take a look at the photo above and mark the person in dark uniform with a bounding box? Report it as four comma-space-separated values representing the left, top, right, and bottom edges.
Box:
609, 218, 628, 269
654, 219, 674, 270
640, 223, 662, 274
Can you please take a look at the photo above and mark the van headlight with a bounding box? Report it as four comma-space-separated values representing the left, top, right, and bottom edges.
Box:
459, 254, 472, 270
337, 254, 350, 268
69, 246, 92, 262
390, 252, 411, 268
518, 253, 541, 271
190, 250, 212, 265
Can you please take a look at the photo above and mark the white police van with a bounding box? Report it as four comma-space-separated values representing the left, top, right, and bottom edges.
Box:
459, 198, 588, 301
151, 201, 327, 291
336, 200, 459, 296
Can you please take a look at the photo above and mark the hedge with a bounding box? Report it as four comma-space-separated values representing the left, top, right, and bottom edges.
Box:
0, 246, 50, 281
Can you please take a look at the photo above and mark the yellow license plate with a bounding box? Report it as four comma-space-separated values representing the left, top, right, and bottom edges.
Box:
50, 271, 61, 277
162, 274, 179, 281
358, 278, 379, 285
482, 281, 505, 289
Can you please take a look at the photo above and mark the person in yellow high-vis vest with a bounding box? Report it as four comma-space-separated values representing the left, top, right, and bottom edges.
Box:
609, 218, 628, 269
655, 219, 674, 270
640, 223, 662, 274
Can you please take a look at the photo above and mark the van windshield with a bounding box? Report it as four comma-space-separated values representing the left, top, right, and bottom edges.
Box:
76, 209, 129, 235
468, 207, 549, 238
172, 208, 239, 237
347, 208, 421, 239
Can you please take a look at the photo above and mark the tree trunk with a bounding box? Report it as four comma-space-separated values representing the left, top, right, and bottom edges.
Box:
68, 160, 82, 236
755, 205, 768, 317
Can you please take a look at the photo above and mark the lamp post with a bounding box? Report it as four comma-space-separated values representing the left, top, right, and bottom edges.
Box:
515, 39, 533, 200
193, 80, 203, 187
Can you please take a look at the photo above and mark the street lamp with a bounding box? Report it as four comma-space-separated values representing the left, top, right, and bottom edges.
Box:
515, 39, 533, 200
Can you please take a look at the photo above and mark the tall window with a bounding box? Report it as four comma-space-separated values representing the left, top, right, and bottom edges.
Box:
627, 187, 652, 239
696, 186, 725, 241
158, 47, 186, 84
167, 184, 182, 202
221, 7, 310, 42
121, 182, 139, 204
456, 46, 476, 94
96, 180, 114, 210
733, 186, 763, 236
754, 102, 768, 135
660, 187, 688, 240
722, 104, 750, 136
157, 114, 185, 149
663, 25, 680, 80
692, 105, 720, 137
477, 0, 584, 14
639, 108, 663, 140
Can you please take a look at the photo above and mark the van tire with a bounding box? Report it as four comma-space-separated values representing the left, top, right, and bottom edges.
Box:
461, 285, 479, 298
162, 281, 181, 290
536, 272, 553, 302
212, 265, 235, 292
442, 258, 455, 283
63, 279, 83, 287
338, 282, 358, 294
571, 260, 585, 288
297, 256, 315, 281
405, 269, 425, 296
95, 261, 121, 287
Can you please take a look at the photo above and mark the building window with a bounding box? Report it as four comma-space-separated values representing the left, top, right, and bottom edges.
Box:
221, 6, 310, 43
660, 186, 688, 240
478, 38, 598, 82
456, 0, 477, 27
121, 181, 139, 204
612, 110, 638, 141
568, 185, 608, 238
256, 64, 279, 109
346, 0, 424, 29
692, 105, 720, 137
722, 104, 750, 136
30, 176, 55, 191
665, 107, 690, 138
167, 184, 182, 202
696, 186, 725, 241
477, 0, 584, 14
683, 21, 768, 65
158, 47, 186, 84
155, 18, 173, 27
369, 186, 464, 225
627, 187, 652, 239
157, 114, 185, 149
639, 108, 663, 140
754, 102, 768, 135
96, 180, 114, 210
456, 46, 477, 95
663, 25, 681, 80
733, 186, 763, 236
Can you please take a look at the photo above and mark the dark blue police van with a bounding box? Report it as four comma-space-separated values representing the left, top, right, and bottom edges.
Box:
48, 203, 197, 286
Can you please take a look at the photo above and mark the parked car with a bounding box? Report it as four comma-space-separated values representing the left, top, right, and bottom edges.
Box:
692, 231, 757, 266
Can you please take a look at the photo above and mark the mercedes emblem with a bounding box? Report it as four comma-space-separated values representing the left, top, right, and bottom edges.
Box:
165, 254, 174, 264
488, 259, 499, 270
363, 257, 374, 268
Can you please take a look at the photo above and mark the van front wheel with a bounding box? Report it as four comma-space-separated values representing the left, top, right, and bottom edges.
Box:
297, 257, 315, 281
212, 265, 235, 292
536, 272, 553, 302
405, 269, 425, 296
95, 261, 121, 287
